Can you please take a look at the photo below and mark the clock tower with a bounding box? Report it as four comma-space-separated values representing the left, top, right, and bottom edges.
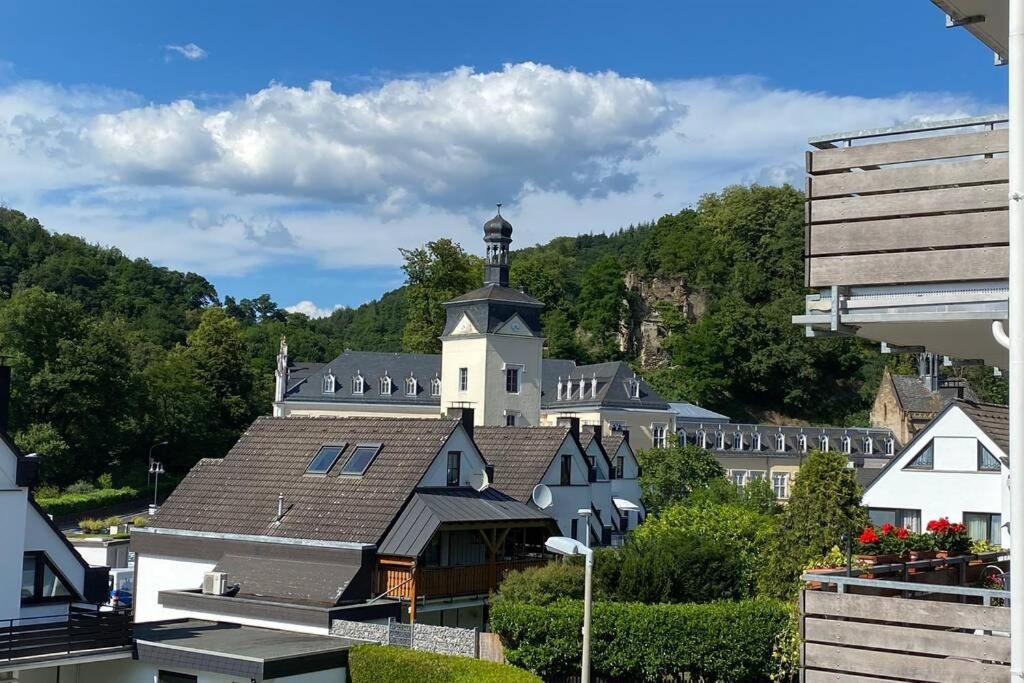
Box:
440, 208, 545, 426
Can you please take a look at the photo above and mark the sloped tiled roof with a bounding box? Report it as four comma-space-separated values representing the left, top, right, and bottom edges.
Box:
956, 399, 1009, 454
151, 416, 460, 545
473, 426, 572, 502
603, 433, 629, 456
889, 374, 978, 414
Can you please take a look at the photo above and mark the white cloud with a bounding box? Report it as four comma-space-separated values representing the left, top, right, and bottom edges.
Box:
0, 64, 998, 281
286, 300, 342, 318
165, 43, 208, 61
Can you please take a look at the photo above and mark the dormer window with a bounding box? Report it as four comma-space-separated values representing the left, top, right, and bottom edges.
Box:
591, 374, 598, 399
752, 433, 761, 451
679, 430, 688, 446
566, 378, 574, 400
732, 432, 743, 450
352, 373, 364, 395
884, 438, 895, 456
629, 376, 641, 399
578, 379, 586, 400
322, 370, 336, 394
798, 434, 808, 453
405, 375, 417, 397
715, 431, 725, 450
379, 374, 392, 396
430, 376, 441, 397
818, 434, 829, 452
775, 433, 785, 452
557, 377, 564, 400
840, 435, 852, 454
863, 436, 873, 455
696, 430, 707, 449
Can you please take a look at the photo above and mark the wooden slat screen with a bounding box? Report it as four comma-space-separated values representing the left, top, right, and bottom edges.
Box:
805, 123, 1009, 288
801, 590, 1009, 683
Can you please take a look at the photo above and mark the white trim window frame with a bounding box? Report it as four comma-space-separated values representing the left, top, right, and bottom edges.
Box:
458, 368, 468, 392
504, 363, 523, 395
652, 423, 668, 449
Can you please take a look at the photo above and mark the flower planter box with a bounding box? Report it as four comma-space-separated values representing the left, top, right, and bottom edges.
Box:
856, 553, 902, 566
909, 549, 938, 562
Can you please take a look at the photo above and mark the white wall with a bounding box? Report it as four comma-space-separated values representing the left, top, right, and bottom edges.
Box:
863, 407, 1008, 545
608, 441, 643, 531
133, 554, 216, 623
72, 658, 347, 683
0, 487, 28, 621
417, 426, 488, 488
24, 503, 86, 591
536, 435, 595, 542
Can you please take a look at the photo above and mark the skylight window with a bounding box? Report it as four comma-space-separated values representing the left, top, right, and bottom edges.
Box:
340, 444, 382, 475
307, 444, 347, 474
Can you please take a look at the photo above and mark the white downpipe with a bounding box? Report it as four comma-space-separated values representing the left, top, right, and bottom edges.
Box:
995, 320, 1011, 350
1011, 0, 1024, 678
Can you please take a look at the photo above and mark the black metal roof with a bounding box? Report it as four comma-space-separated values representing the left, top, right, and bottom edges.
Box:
377, 487, 556, 558
443, 283, 543, 307
540, 359, 670, 410
285, 351, 442, 405
213, 553, 366, 605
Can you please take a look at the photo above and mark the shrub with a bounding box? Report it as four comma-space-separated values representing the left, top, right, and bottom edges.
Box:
348, 645, 540, 682
65, 480, 96, 495
132, 516, 148, 528
78, 518, 106, 533
96, 473, 114, 489
103, 516, 122, 528
494, 560, 584, 605
36, 486, 140, 517
491, 598, 789, 682
637, 443, 725, 514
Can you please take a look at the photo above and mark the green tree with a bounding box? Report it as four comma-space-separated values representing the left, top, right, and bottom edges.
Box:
400, 240, 481, 354
577, 255, 626, 360
14, 423, 72, 485
636, 443, 725, 515
761, 451, 869, 598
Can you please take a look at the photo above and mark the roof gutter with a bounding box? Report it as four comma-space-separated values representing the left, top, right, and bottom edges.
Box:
133, 526, 376, 551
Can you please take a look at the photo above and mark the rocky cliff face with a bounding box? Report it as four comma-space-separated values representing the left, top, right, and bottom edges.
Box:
619, 272, 707, 369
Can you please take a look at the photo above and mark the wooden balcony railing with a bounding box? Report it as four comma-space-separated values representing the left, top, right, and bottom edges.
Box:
805, 115, 1009, 289
0, 605, 132, 662
375, 558, 549, 602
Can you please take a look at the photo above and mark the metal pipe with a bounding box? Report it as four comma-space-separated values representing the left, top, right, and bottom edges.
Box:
582, 550, 593, 683
995, 320, 1011, 350
1011, 0, 1024, 676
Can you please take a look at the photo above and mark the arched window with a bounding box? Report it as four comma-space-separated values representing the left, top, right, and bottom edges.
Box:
732, 432, 743, 450
430, 376, 441, 397
591, 375, 598, 399
379, 374, 392, 396
566, 378, 574, 400
322, 371, 335, 394
885, 438, 895, 456
752, 432, 762, 451
798, 434, 807, 453
840, 435, 852, 454
818, 434, 829, 452
557, 377, 564, 400
579, 380, 587, 400
696, 430, 707, 449
631, 376, 641, 399
715, 431, 725, 450
352, 373, 364, 395
775, 432, 786, 452
405, 376, 417, 397
863, 436, 874, 455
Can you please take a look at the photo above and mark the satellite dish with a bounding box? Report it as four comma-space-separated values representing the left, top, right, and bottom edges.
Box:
469, 470, 490, 492
531, 484, 553, 510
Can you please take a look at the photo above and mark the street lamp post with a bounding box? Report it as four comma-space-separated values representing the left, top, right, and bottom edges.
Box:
148, 461, 164, 515
546, 536, 593, 683
148, 441, 168, 486
577, 508, 593, 549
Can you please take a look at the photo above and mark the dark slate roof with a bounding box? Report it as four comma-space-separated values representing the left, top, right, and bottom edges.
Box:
444, 284, 543, 307
152, 416, 461, 545
676, 421, 900, 457
541, 360, 670, 410
890, 374, 978, 414
473, 426, 573, 502
669, 402, 731, 422
378, 488, 555, 558
956, 399, 1009, 454
214, 554, 363, 604
285, 351, 441, 406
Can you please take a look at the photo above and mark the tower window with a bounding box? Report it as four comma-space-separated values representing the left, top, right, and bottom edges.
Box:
505, 366, 521, 394
430, 376, 441, 397
322, 371, 335, 394
505, 413, 517, 427
446, 451, 461, 486
459, 368, 468, 392
405, 376, 417, 397
352, 374, 364, 395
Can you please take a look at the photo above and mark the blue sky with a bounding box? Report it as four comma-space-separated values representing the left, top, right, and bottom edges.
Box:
0, 1, 1005, 315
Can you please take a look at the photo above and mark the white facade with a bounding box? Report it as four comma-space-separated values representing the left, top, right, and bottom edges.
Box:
534, 434, 597, 544
863, 405, 1009, 546
607, 439, 644, 533
24, 656, 347, 683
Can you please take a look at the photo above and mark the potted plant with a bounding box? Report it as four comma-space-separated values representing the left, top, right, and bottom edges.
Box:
855, 524, 907, 565
907, 532, 938, 562
927, 518, 971, 558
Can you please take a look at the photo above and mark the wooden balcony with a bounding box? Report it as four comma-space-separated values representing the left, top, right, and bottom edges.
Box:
795, 114, 1011, 364
375, 558, 549, 602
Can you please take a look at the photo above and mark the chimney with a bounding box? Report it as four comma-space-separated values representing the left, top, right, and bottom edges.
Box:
620, 428, 630, 445
582, 423, 601, 446
0, 360, 10, 434
446, 407, 475, 440
556, 416, 580, 439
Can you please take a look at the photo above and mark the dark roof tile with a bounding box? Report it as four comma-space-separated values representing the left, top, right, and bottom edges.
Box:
473, 426, 571, 502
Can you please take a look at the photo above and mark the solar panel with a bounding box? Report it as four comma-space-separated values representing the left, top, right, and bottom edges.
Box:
307, 444, 346, 474
340, 444, 382, 475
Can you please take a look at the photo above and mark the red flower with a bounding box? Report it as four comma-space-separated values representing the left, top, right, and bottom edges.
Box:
858, 527, 879, 545
927, 518, 951, 534
880, 522, 895, 536
895, 527, 909, 539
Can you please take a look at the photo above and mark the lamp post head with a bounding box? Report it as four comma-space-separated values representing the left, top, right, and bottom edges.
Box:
544, 536, 593, 566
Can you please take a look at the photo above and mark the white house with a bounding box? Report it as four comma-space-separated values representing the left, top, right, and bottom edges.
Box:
863, 399, 1008, 547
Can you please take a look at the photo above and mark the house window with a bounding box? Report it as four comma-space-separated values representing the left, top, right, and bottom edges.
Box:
978, 442, 1001, 471
818, 434, 829, 451
730, 470, 748, 487
339, 444, 382, 476
696, 430, 707, 449
609, 421, 625, 432
732, 432, 743, 450
458, 368, 468, 392
884, 438, 895, 456
158, 673, 198, 683
405, 376, 417, 397
571, 518, 578, 541
619, 512, 629, 531
505, 366, 521, 394
614, 455, 625, 479
868, 508, 921, 533
797, 434, 807, 453
352, 374, 364, 395
752, 433, 762, 451
964, 512, 1002, 544
652, 424, 667, 449
840, 435, 852, 454
21, 553, 74, 604
771, 472, 789, 499
430, 376, 441, 397
322, 371, 335, 394
905, 441, 934, 470
505, 413, 517, 427
379, 374, 392, 396
560, 453, 572, 486
446, 451, 461, 487
715, 431, 725, 450
863, 436, 874, 455
307, 444, 346, 474
775, 433, 786, 452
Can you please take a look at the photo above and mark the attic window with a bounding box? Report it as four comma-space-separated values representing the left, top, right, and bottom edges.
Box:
715, 431, 725, 450
307, 444, 347, 474
430, 376, 441, 397
405, 376, 417, 397
884, 438, 895, 456
905, 441, 934, 470
380, 374, 392, 396
340, 444, 383, 476
775, 433, 785, 452
696, 430, 707, 449
352, 374, 365, 395
557, 377, 564, 400
628, 376, 641, 399
797, 434, 807, 453
863, 436, 874, 455
322, 371, 336, 394
752, 433, 762, 451
732, 432, 743, 450
840, 435, 852, 455
818, 434, 829, 452
978, 442, 1001, 471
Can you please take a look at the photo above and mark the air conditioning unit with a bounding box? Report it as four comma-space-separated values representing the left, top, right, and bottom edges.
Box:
202, 571, 228, 595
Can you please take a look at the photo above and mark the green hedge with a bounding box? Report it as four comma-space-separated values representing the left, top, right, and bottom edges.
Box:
491, 598, 789, 682
35, 486, 140, 517
349, 645, 540, 683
